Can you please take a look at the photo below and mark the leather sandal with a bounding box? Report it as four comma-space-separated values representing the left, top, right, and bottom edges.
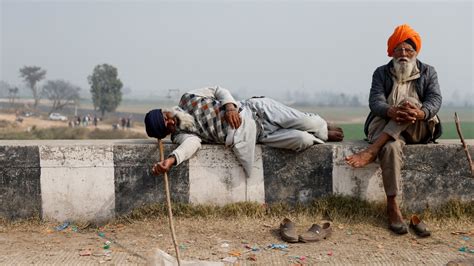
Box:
280, 218, 298, 243
410, 215, 431, 237
298, 222, 332, 242
389, 222, 408, 235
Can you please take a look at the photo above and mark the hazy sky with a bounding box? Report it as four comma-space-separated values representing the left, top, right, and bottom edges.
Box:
1, 0, 472, 101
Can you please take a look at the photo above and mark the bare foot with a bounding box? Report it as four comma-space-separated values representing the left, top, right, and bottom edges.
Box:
328, 124, 343, 133
345, 149, 377, 168
328, 130, 344, 142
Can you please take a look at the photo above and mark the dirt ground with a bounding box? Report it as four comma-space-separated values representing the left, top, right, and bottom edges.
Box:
0, 113, 145, 135
1, 217, 473, 265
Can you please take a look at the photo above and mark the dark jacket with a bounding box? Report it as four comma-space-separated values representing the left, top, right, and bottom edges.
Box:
364, 60, 442, 142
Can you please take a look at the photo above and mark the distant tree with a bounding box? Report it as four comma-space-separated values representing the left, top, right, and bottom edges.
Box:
349, 95, 361, 107
42, 80, 81, 114
8, 87, 19, 106
19, 66, 47, 108
88, 64, 123, 116
0, 80, 12, 98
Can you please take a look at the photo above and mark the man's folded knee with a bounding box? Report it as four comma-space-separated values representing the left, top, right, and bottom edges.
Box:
383, 140, 404, 150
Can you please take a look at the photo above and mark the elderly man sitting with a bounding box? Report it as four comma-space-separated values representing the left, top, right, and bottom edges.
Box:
345, 24, 442, 235
145, 86, 343, 177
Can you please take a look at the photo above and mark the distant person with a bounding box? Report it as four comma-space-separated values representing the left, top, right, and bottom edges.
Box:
87, 114, 92, 125
82, 115, 88, 127
345, 24, 442, 235
14, 111, 22, 123
144, 86, 344, 178
15, 115, 23, 123
126, 115, 132, 129
120, 117, 126, 129
93, 115, 98, 127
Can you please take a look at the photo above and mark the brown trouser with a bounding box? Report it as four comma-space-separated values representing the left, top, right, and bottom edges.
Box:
367, 97, 429, 196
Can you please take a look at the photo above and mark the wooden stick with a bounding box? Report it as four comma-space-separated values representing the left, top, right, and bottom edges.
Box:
454, 112, 474, 177
158, 139, 182, 265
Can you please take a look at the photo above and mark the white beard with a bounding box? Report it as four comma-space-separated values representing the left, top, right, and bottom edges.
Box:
393, 57, 416, 82
164, 107, 195, 131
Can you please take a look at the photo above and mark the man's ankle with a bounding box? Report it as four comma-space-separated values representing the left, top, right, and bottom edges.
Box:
386, 196, 404, 222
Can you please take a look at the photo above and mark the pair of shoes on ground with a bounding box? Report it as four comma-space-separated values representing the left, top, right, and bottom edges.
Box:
389, 215, 431, 237
280, 218, 331, 243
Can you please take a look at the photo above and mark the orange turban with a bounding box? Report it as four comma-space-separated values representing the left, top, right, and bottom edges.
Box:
387, 24, 422, 57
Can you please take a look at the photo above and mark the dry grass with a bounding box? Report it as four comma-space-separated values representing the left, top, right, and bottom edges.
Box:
115, 195, 473, 225
0, 213, 44, 232
1, 196, 472, 230
422, 199, 474, 220
0, 119, 16, 128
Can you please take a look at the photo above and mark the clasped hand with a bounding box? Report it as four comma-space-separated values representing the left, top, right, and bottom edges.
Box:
388, 101, 423, 124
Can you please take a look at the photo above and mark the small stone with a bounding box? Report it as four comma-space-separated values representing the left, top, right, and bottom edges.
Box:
79, 249, 92, 256
222, 256, 237, 263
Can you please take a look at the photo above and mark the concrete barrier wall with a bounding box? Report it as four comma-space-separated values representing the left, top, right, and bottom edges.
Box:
0, 139, 473, 223
0, 145, 41, 220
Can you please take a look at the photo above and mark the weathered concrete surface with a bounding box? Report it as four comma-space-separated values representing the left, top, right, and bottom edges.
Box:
333, 141, 474, 211
262, 145, 333, 204
113, 143, 189, 215
0, 146, 41, 219
39, 144, 115, 223
0, 139, 473, 222
402, 143, 474, 211
332, 143, 387, 202
188, 145, 264, 204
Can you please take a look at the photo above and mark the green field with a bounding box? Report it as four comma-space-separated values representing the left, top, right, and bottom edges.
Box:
340, 121, 474, 140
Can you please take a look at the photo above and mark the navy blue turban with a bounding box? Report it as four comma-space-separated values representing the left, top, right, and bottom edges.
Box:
144, 109, 169, 139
